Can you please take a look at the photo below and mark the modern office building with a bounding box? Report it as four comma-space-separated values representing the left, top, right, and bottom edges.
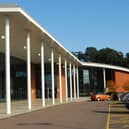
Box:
0, 5, 129, 115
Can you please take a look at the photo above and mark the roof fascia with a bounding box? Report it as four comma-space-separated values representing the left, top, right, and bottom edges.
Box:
82, 62, 129, 73
0, 7, 19, 12
0, 6, 82, 65
18, 8, 82, 65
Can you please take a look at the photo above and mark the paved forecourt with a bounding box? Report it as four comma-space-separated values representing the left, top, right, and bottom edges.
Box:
0, 101, 109, 129
0, 97, 89, 119
107, 101, 129, 129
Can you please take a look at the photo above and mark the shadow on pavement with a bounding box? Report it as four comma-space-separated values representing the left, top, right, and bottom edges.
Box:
111, 102, 125, 104
111, 105, 125, 108
17, 122, 53, 126
94, 110, 129, 114
16, 122, 87, 129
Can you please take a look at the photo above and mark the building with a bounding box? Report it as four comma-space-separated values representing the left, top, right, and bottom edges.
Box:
0, 5, 129, 115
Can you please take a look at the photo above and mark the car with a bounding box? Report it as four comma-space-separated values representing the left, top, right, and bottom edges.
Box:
91, 93, 111, 101
125, 96, 129, 109
119, 92, 129, 102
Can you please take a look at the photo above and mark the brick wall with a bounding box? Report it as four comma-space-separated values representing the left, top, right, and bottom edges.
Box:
56, 66, 66, 99
31, 64, 37, 99
115, 71, 129, 92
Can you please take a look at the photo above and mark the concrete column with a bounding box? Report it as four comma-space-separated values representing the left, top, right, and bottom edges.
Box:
59, 55, 62, 103
27, 32, 31, 110
41, 42, 45, 107
65, 59, 68, 102
76, 66, 80, 99
51, 49, 55, 104
69, 63, 73, 101
5, 16, 11, 114
103, 68, 106, 92
73, 64, 76, 99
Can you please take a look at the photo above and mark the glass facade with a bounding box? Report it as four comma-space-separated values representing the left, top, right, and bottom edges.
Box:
35, 63, 57, 99
0, 53, 5, 101
79, 67, 115, 96
0, 53, 27, 101
10, 57, 27, 100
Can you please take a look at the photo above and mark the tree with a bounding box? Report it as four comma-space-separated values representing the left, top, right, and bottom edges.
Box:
96, 48, 124, 66
72, 51, 86, 61
125, 53, 129, 68
85, 47, 98, 62
73, 46, 129, 68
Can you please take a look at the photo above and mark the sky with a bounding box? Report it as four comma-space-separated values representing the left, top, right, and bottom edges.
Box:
0, 0, 129, 55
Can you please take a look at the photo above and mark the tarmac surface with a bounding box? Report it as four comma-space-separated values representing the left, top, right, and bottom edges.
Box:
108, 102, 129, 129
0, 101, 109, 129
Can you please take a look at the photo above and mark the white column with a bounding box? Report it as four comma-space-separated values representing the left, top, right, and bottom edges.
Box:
73, 64, 76, 99
103, 68, 106, 92
69, 63, 73, 101
65, 59, 68, 102
76, 66, 80, 99
41, 42, 45, 107
5, 16, 11, 114
59, 55, 62, 103
51, 49, 55, 104
27, 32, 31, 110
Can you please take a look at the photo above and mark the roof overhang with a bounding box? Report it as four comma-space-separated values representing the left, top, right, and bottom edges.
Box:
0, 5, 81, 65
1, 5, 129, 74
82, 62, 129, 73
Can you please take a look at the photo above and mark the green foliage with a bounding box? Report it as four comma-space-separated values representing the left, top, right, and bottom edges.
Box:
96, 48, 124, 66
85, 47, 98, 62
125, 53, 129, 68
